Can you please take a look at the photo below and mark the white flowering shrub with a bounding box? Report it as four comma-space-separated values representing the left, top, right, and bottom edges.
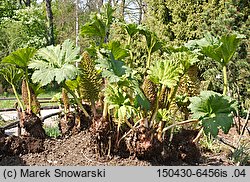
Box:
0, 6, 48, 54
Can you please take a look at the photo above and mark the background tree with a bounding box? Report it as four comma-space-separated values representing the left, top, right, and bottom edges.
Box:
45, 0, 55, 45
19, 0, 31, 7
0, 3, 47, 58
0, 0, 18, 19
144, 0, 250, 111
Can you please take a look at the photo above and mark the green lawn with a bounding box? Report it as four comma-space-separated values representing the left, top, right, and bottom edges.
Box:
0, 91, 60, 109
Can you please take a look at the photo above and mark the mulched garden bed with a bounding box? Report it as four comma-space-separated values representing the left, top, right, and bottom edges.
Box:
1, 127, 244, 166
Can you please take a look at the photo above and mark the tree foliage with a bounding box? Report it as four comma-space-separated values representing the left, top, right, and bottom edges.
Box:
145, 0, 249, 45
0, 5, 47, 59
144, 0, 249, 109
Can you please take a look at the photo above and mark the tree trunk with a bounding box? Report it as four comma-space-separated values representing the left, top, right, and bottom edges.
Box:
138, 0, 143, 24
20, 0, 31, 7
24, 0, 31, 6
120, 0, 125, 20
75, 0, 79, 47
97, 0, 104, 10
45, 0, 55, 45
108, 0, 112, 6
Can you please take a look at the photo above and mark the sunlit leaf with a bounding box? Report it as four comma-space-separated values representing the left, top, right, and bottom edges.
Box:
105, 84, 137, 124
106, 41, 128, 60
189, 91, 237, 137
81, 15, 106, 40
201, 34, 243, 66
0, 63, 23, 85
2, 47, 36, 68
29, 39, 79, 86
65, 79, 79, 91
96, 52, 126, 83
148, 59, 182, 88
138, 27, 162, 53
123, 23, 139, 37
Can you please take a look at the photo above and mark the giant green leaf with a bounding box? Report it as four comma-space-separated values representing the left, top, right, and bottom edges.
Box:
202, 113, 234, 137
147, 59, 182, 88
101, 3, 115, 27
189, 91, 237, 137
29, 39, 80, 86
105, 84, 137, 125
170, 51, 199, 74
81, 4, 115, 44
0, 63, 23, 85
2, 47, 36, 68
219, 34, 242, 64
105, 84, 129, 107
123, 23, 139, 38
129, 79, 150, 111
201, 34, 243, 66
31, 68, 56, 86
96, 52, 126, 83
81, 15, 106, 40
202, 45, 223, 63
106, 41, 128, 60
138, 27, 162, 54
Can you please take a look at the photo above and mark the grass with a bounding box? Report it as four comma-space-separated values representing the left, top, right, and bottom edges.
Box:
0, 119, 15, 127
0, 93, 16, 109
0, 100, 16, 109
232, 143, 250, 165
0, 91, 60, 109
199, 133, 222, 153
44, 125, 61, 138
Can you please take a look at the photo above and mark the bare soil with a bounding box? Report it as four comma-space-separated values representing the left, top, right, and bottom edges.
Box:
0, 110, 249, 166
0, 127, 245, 166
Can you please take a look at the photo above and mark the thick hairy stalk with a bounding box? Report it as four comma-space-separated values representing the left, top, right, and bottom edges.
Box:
158, 85, 168, 108
30, 88, 41, 115
156, 85, 168, 140
129, 50, 134, 68
26, 79, 31, 113
62, 82, 90, 118
21, 80, 28, 108
11, 83, 25, 112
22, 79, 40, 115
146, 47, 152, 69
158, 80, 181, 139
22, 78, 32, 113
162, 119, 199, 132
24, 70, 32, 114
102, 101, 108, 121
127, 36, 134, 68
223, 65, 228, 95
166, 79, 181, 110
62, 88, 70, 113
149, 84, 162, 127
91, 99, 97, 118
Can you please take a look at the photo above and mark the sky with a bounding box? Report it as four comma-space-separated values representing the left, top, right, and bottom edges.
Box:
35, 0, 141, 23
